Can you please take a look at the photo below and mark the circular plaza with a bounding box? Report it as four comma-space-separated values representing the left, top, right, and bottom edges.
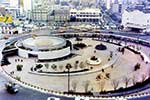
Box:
1, 32, 150, 97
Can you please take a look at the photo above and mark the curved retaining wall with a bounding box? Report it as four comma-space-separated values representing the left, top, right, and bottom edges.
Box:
17, 46, 71, 60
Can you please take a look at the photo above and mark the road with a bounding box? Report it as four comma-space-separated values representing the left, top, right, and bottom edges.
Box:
0, 71, 74, 100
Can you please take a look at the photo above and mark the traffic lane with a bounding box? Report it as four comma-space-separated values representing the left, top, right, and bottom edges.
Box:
0, 71, 74, 100
128, 96, 150, 100
0, 85, 74, 100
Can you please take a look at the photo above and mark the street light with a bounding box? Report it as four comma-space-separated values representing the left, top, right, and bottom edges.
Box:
65, 63, 72, 92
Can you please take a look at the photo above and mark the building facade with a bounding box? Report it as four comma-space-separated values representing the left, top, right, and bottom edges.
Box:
31, 8, 49, 22
122, 9, 150, 32
53, 6, 70, 23
70, 8, 102, 23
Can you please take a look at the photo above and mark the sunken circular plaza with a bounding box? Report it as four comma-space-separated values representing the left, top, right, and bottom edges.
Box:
1, 32, 150, 98
15, 35, 72, 60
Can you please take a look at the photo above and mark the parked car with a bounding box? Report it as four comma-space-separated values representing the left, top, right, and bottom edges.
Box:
5, 82, 19, 94
47, 97, 60, 100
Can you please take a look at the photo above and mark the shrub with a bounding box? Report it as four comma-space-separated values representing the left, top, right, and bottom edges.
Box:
31, 67, 33, 71
90, 56, 98, 61
36, 64, 43, 69
95, 43, 107, 50
102, 69, 105, 72
44, 63, 49, 69
51, 64, 57, 70
34, 67, 37, 71
73, 43, 87, 49
106, 73, 110, 79
15, 76, 21, 81
79, 62, 85, 69
16, 64, 23, 71
134, 63, 141, 71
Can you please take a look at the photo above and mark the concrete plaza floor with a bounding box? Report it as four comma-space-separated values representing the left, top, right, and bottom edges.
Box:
2, 37, 150, 93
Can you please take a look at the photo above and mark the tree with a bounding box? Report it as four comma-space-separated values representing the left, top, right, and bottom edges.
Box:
59, 65, 63, 71
16, 64, 23, 71
51, 64, 57, 70
98, 80, 105, 92
134, 63, 141, 71
65, 63, 72, 92
105, 73, 110, 79
111, 79, 119, 90
121, 47, 125, 54
83, 80, 90, 93
79, 62, 85, 69
36, 64, 43, 69
141, 74, 147, 83
132, 75, 137, 86
101, 68, 105, 72
74, 61, 79, 69
71, 80, 78, 92
123, 76, 130, 88
44, 63, 49, 69
15, 76, 21, 81
65, 63, 72, 70
110, 51, 113, 58
148, 68, 150, 78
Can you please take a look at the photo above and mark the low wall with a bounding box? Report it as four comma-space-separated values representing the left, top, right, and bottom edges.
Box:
18, 46, 71, 60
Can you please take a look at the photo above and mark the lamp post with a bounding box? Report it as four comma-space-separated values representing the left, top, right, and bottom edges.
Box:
66, 63, 72, 92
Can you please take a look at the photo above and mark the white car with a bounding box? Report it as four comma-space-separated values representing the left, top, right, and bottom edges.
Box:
47, 97, 60, 100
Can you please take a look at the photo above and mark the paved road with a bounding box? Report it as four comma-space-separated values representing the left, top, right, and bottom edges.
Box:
128, 96, 150, 100
0, 85, 74, 100
0, 69, 73, 100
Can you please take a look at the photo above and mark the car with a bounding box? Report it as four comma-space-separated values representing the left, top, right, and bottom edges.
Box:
47, 97, 60, 100
5, 82, 19, 94
108, 31, 114, 34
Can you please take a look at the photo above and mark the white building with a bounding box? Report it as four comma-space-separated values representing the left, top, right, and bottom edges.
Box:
70, 8, 102, 23
122, 10, 150, 32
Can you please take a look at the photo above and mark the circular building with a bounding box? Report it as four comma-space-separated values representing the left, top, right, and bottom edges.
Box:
15, 35, 72, 60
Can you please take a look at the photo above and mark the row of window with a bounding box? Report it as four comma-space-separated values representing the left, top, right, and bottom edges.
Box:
71, 12, 99, 15
126, 18, 150, 23
76, 15, 100, 17
75, 18, 99, 22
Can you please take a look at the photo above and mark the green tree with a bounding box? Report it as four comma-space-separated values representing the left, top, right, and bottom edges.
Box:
16, 64, 23, 71
44, 63, 49, 69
